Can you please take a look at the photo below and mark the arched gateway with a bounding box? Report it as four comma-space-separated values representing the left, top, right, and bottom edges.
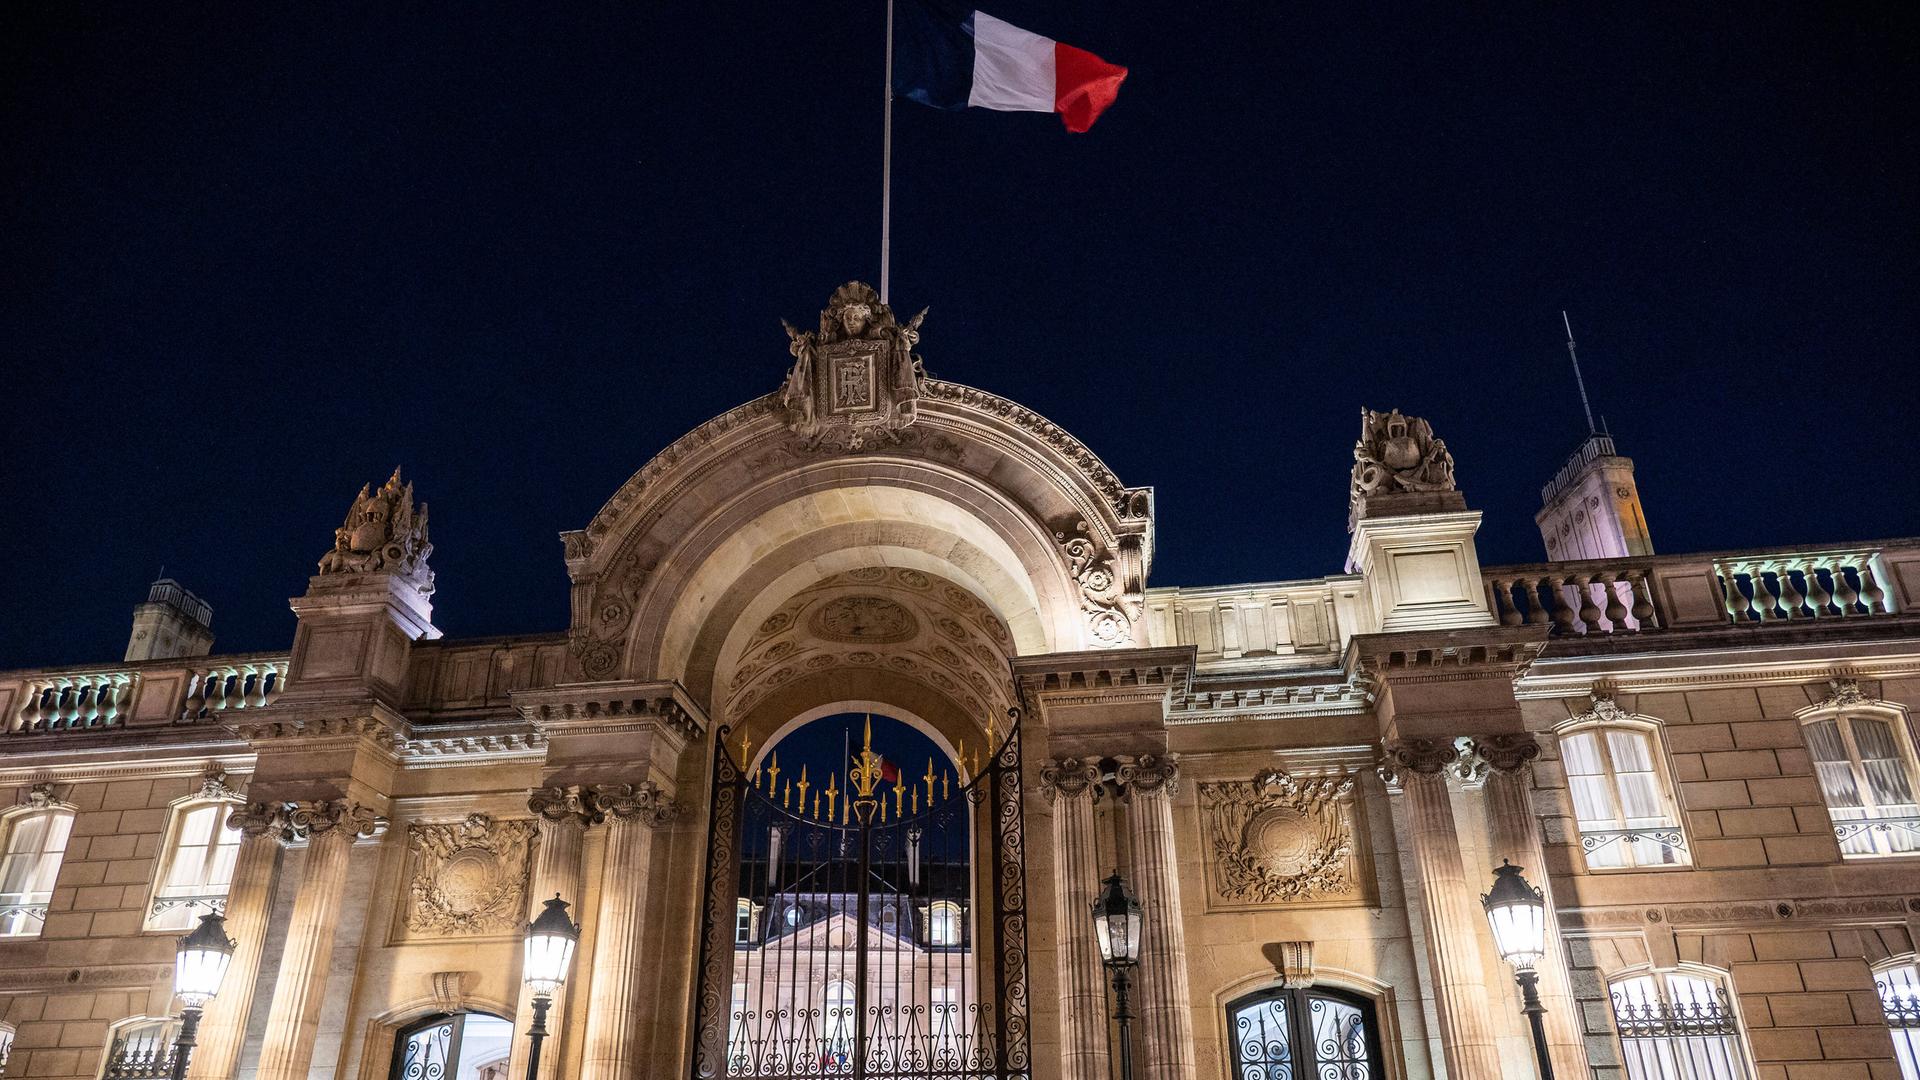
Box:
558, 283, 1155, 1080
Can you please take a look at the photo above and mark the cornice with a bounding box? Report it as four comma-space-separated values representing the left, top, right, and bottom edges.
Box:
1345, 626, 1549, 686
1516, 640, 1920, 699
1011, 646, 1194, 700
510, 680, 706, 742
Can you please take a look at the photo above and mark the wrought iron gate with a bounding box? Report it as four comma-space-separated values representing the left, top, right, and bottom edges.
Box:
691, 715, 1029, 1079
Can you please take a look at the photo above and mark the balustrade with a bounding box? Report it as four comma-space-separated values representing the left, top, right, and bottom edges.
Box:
181, 660, 287, 719
1714, 551, 1890, 622
8, 657, 288, 733
10, 672, 135, 732
1485, 565, 1657, 635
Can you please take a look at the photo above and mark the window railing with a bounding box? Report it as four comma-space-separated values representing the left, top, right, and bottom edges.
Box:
1613, 989, 1740, 1039
149, 893, 227, 920
1579, 825, 1688, 859
103, 1041, 176, 1079
1832, 812, 1920, 853
0, 900, 49, 935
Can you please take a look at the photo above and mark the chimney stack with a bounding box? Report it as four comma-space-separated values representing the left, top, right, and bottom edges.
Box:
124, 578, 215, 661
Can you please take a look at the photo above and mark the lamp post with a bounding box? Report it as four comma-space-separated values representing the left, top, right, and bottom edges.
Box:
521, 895, 580, 1080
169, 911, 237, 1080
1092, 870, 1143, 1080
1482, 860, 1554, 1080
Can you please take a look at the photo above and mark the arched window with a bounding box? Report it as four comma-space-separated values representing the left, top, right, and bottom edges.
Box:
1610, 968, 1753, 1080
101, 1016, 177, 1079
1227, 986, 1382, 1080
927, 899, 963, 946
0, 806, 73, 937
1558, 718, 1689, 869
389, 1012, 514, 1080
823, 980, 856, 1067
1801, 704, 1920, 858
1875, 956, 1920, 1080
147, 799, 244, 930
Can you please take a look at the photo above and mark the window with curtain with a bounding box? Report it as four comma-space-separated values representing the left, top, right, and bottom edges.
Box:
927, 900, 963, 946
0, 808, 73, 938
1877, 958, 1920, 1080
1227, 986, 1381, 1080
1611, 969, 1752, 1080
147, 801, 244, 930
1560, 723, 1689, 869
1803, 710, 1920, 858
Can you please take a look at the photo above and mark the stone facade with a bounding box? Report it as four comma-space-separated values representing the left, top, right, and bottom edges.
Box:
2, 284, 1917, 1080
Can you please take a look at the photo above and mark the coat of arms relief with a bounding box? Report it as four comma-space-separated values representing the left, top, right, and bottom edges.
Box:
399, 813, 535, 938
1198, 770, 1368, 909
780, 281, 928, 451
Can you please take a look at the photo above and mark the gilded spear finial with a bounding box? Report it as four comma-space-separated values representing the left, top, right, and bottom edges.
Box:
766, 752, 781, 792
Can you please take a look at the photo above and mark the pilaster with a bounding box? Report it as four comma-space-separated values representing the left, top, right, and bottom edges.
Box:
579, 781, 681, 1080
1114, 754, 1195, 1080
1039, 757, 1110, 1080
187, 802, 285, 1080
509, 785, 595, 1080
253, 800, 382, 1080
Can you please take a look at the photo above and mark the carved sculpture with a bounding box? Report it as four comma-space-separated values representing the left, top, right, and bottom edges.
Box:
1111, 754, 1180, 799
595, 781, 681, 828
316, 467, 434, 591
403, 813, 534, 936
1200, 770, 1357, 905
1348, 408, 1456, 529
1056, 520, 1141, 648
779, 282, 928, 450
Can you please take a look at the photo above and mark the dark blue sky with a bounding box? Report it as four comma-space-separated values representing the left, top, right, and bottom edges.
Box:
3, 3, 1915, 669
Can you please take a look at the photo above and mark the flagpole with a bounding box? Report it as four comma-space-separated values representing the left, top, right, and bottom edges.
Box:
880, 0, 895, 304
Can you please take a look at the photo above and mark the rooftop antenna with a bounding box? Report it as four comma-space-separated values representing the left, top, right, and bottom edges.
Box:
1561, 310, 1597, 436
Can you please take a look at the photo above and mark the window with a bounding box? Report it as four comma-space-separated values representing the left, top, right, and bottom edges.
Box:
1227, 986, 1381, 1080
1803, 709, 1920, 857
388, 1012, 513, 1080
147, 800, 244, 930
823, 980, 855, 1069
1877, 958, 1920, 1080
1560, 722, 1689, 868
1610, 969, 1753, 1080
927, 900, 963, 946
0, 808, 73, 937
102, 1017, 177, 1079
734, 900, 755, 944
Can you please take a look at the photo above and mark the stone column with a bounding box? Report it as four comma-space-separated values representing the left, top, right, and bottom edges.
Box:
254, 800, 379, 1080
580, 782, 678, 1080
1386, 740, 1503, 1080
1472, 734, 1592, 1080
509, 786, 594, 1080
1115, 755, 1195, 1080
186, 803, 285, 1080
1040, 758, 1111, 1080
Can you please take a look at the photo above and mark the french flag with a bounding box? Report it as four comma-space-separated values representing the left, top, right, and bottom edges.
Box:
894, 1, 1129, 133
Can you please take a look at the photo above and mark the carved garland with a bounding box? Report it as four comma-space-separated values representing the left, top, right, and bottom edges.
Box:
1200, 770, 1356, 905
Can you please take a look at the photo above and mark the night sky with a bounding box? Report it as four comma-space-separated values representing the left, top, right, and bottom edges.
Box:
4, 4, 1915, 669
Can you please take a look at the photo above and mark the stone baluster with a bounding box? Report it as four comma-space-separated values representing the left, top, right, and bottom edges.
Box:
268, 661, 289, 703
1469, 736, 1592, 1080
1861, 561, 1888, 614
1774, 561, 1806, 618
78, 679, 103, 727
1748, 563, 1779, 620
580, 782, 679, 1080
1626, 568, 1656, 627
244, 665, 270, 708
1575, 577, 1602, 630
1601, 574, 1629, 631
1114, 755, 1195, 1080
1040, 758, 1110, 1080
1802, 560, 1834, 616
182, 669, 210, 720
510, 786, 595, 1080
1384, 740, 1502, 1080
1833, 562, 1862, 615
190, 802, 288, 1080
14, 679, 42, 731
1544, 580, 1575, 633
55, 679, 81, 728
255, 800, 381, 1080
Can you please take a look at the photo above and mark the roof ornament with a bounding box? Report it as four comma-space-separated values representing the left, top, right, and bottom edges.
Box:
1348, 408, 1457, 531
317, 467, 434, 593
780, 281, 928, 451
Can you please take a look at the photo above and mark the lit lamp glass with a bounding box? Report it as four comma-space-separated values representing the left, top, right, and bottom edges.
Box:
1092, 870, 1142, 968
1481, 860, 1547, 972
523, 895, 581, 996
174, 912, 237, 1007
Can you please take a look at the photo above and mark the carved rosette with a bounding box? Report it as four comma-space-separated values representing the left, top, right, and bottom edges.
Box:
1200, 770, 1360, 907
284, 799, 382, 842
402, 813, 535, 937
1111, 754, 1180, 801
595, 781, 681, 829
1036, 757, 1103, 803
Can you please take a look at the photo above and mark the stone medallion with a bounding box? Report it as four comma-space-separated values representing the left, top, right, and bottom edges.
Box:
811, 595, 917, 643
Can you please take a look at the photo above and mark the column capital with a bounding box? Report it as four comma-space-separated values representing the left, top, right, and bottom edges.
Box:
225, 801, 290, 842
593, 781, 680, 829
1380, 738, 1466, 790
1037, 757, 1103, 803
528, 784, 599, 827
285, 799, 383, 842
1111, 753, 1179, 801
1465, 732, 1540, 774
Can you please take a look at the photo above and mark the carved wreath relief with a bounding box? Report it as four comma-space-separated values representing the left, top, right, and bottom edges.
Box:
402, 813, 534, 937
1199, 770, 1364, 908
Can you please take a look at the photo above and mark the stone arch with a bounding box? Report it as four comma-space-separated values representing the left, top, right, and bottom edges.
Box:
353, 992, 518, 1080
561, 376, 1155, 709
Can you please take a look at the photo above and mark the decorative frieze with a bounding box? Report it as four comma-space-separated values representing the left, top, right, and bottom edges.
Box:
1199, 770, 1363, 908
402, 813, 535, 937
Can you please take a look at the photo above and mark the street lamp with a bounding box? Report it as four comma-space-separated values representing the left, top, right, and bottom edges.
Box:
521, 895, 580, 1080
169, 911, 237, 1080
1092, 870, 1142, 1080
1482, 860, 1554, 1080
